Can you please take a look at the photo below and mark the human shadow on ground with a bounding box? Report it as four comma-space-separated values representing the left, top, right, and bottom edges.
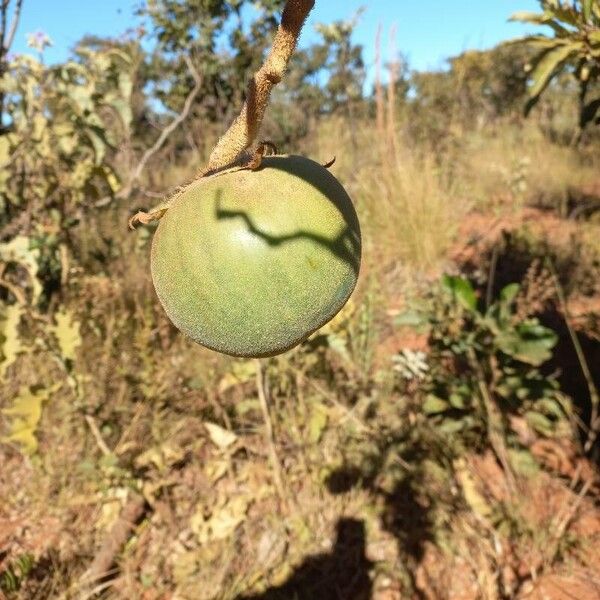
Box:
238, 518, 373, 600
323, 434, 436, 598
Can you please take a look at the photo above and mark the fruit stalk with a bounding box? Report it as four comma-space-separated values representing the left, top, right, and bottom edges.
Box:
201, 0, 315, 175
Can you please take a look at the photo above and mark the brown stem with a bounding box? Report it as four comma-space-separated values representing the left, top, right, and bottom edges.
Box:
386, 26, 399, 160
374, 24, 385, 139
0, 0, 23, 129
201, 0, 315, 176
81, 493, 146, 588
255, 358, 287, 510
467, 348, 516, 494
3, 0, 22, 53
0, 1, 9, 53
546, 258, 600, 453
129, 55, 202, 186
106, 57, 203, 214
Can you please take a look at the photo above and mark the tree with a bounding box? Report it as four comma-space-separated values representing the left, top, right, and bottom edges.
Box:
139, 0, 287, 123
314, 11, 365, 115
509, 0, 600, 133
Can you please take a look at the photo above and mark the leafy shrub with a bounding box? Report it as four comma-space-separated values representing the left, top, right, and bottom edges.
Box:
395, 274, 569, 452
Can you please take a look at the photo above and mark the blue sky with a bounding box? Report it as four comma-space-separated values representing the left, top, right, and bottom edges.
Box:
10, 0, 540, 78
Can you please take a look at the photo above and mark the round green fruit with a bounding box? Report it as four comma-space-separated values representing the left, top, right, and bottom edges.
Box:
150, 154, 361, 357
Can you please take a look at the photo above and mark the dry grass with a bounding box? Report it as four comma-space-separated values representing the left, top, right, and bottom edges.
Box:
453, 120, 600, 213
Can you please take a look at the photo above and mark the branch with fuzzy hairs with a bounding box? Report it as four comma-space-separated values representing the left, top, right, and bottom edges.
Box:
200, 0, 315, 176
129, 0, 314, 229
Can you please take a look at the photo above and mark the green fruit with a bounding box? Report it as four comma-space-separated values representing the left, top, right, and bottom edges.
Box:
150, 154, 361, 358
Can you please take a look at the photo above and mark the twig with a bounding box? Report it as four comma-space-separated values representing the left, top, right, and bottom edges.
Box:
546, 258, 600, 453
255, 358, 287, 509
76, 578, 117, 600
547, 478, 592, 566
0, 275, 26, 305
3, 0, 22, 52
201, 0, 315, 175
80, 493, 146, 590
84, 415, 111, 457
302, 373, 371, 434
0, 1, 8, 59
97, 56, 203, 209
485, 244, 499, 309
468, 349, 517, 494
128, 55, 203, 186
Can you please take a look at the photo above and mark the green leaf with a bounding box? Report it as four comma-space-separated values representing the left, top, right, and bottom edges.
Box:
541, 2, 580, 27
508, 448, 539, 476
326, 332, 352, 363
449, 392, 466, 409
117, 71, 134, 128
495, 321, 557, 366
509, 11, 570, 35
0, 304, 24, 378
526, 42, 580, 110
442, 275, 477, 311
583, 0, 593, 22
307, 402, 328, 444
524, 410, 555, 436
438, 419, 468, 434
500, 283, 520, 305
509, 10, 547, 23
86, 127, 107, 166
503, 35, 570, 49
394, 310, 427, 329
495, 283, 521, 323
1, 386, 56, 455
535, 397, 564, 419
423, 394, 449, 414
50, 310, 81, 363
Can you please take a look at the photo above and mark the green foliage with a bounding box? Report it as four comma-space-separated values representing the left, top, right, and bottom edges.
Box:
0, 45, 133, 233
0, 41, 136, 308
140, 0, 285, 119
1, 385, 57, 455
313, 11, 365, 114
0, 303, 23, 378
395, 274, 567, 451
0, 553, 34, 594
407, 44, 533, 149
0, 47, 132, 212
509, 0, 600, 128
139, 1, 365, 146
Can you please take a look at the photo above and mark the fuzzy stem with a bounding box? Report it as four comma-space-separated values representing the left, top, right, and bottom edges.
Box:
201, 0, 315, 176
